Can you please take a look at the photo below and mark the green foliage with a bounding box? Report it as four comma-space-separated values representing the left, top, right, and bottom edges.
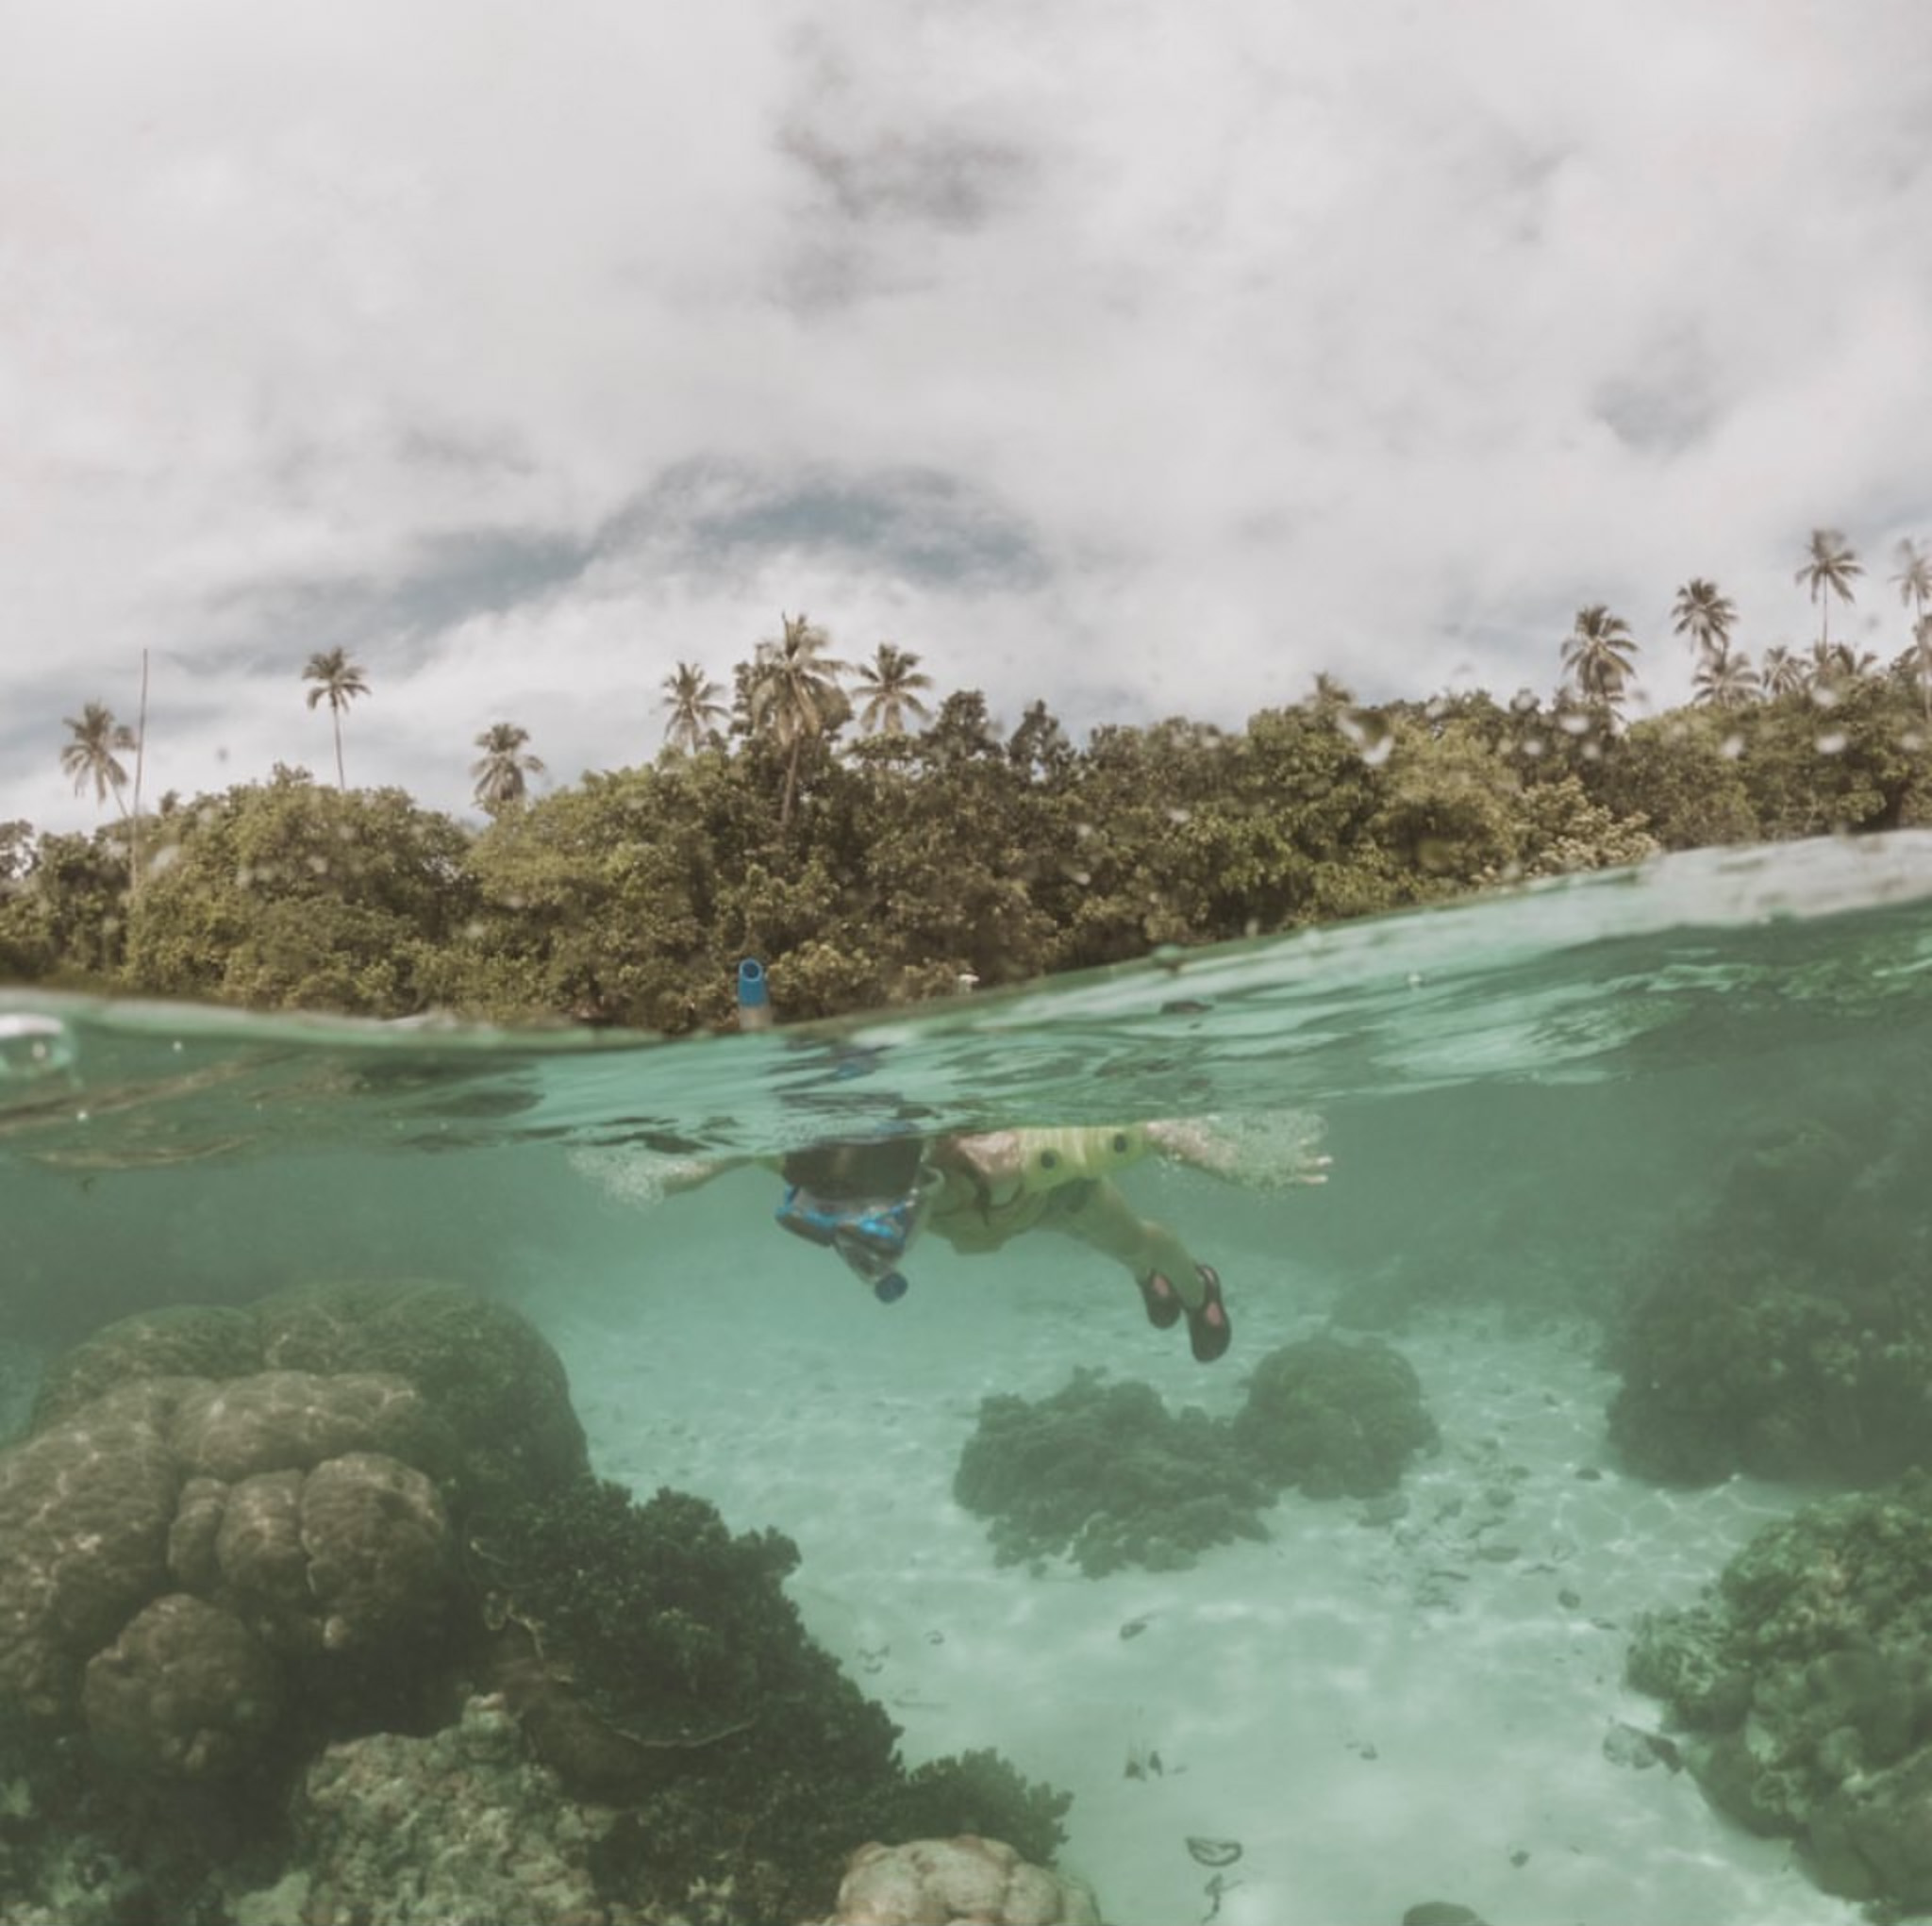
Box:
1741, 678, 1924, 837
1588, 710, 1758, 850
0, 828, 129, 983
12, 639, 1931, 1024
451, 764, 741, 1029
122, 772, 473, 1016
1373, 718, 1533, 891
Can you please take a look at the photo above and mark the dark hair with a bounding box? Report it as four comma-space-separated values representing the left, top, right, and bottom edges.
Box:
781, 1136, 924, 1200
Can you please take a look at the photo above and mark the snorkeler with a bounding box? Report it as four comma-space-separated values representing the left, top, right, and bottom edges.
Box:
774, 1122, 1284, 1363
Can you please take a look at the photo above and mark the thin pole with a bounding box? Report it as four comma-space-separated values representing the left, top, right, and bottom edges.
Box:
131, 647, 149, 896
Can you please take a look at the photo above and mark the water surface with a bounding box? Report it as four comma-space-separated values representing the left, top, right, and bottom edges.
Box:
5, 833, 1932, 1924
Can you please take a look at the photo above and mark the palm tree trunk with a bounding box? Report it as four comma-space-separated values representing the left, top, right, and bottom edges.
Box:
333, 708, 346, 791
780, 741, 799, 830
130, 649, 148, 898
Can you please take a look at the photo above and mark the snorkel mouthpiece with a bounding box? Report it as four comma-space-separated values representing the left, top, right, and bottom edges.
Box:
775, 1185, 918, 1303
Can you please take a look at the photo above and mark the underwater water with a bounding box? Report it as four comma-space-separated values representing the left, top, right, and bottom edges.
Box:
6, 831, 1932, 1924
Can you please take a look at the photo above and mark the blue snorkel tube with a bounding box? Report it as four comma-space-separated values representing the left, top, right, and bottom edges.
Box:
742, 957, 914, 1304
737, 957, 773, 1033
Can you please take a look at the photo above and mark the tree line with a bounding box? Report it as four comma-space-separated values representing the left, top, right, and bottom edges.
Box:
8, 536, 1932, 1034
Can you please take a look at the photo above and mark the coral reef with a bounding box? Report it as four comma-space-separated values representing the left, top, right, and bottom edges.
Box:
1230, 1333, 1439, 1499
82, 1590, 285, 1779
29, 1303, 263, 1425
231, 1695, 630, 1926
1607, 1112, 1932, 1486
1627, 1473, 1932, 1909
2, 1283, 1083, 1925
0, 1339, 46, 1445
815, 1835, 1102, 1925
475, 1476, 1074, 1922
34, 1279, 588, 1515
954, 1371, 1274, 1576
0, 1377, 185, 1718
254, 1279, 590, 1514
0, 1279, 580, 1798
954, 1337, 1437, 1575
0, 1370, 461, 1774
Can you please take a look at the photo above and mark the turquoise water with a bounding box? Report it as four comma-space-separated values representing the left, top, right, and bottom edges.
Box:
5, 833, 1932, 1923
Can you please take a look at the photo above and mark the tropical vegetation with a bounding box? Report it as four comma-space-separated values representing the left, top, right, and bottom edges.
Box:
7, 539, 1932, 1030
470, 722, 546, 814
302, 647, 371, 791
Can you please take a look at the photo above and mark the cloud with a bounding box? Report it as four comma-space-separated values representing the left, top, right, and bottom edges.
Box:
7, 0, 1932, 833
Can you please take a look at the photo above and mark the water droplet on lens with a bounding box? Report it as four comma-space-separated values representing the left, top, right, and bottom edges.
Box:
0, 1014, 77, 1085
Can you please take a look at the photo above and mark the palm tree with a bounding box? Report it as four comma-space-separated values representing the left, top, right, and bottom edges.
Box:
470, 722, 546, 813
59, 702, 137, 816
1794, 529, 1862, 649
1690, 644, 1757, 710
1758, 643, 1806, 699
1560, 605, 1639, 716
302, 648, 371, 791
1891, 538, 1932, 640
1672, 578, 1737, 663
853, 642, 935, 735
1910, 612, 1932, 723
1307, 671, 1357, 713
659, 662, 728, 755
746, 612, 850, 828
1808, 638, 1878, 689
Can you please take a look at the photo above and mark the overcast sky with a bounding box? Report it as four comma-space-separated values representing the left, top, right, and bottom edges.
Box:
8, 0, 1932, 833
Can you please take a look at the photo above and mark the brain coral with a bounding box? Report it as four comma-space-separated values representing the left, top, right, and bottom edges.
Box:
821, 1835, 1101, 1926
0, 1280, 576, 1784
254, 1279, 589, 1512
81, 1591, 283, 1779
169, 1370, 447, 1483
28, 1305, 260, 1427
32, 1277, 586, 1513
0, 1379, 186, 1716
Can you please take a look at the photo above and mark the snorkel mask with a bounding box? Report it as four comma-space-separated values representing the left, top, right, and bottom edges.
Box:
776, 1184, 924, 1303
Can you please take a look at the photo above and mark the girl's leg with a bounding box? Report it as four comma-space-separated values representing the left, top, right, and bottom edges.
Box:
1052, 1181, 1231, 1361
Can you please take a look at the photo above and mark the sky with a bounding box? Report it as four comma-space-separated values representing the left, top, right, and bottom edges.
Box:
8, 0, 1932, 833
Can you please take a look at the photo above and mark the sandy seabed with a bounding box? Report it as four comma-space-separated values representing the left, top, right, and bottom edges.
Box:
533, 1169, 1855, 1926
